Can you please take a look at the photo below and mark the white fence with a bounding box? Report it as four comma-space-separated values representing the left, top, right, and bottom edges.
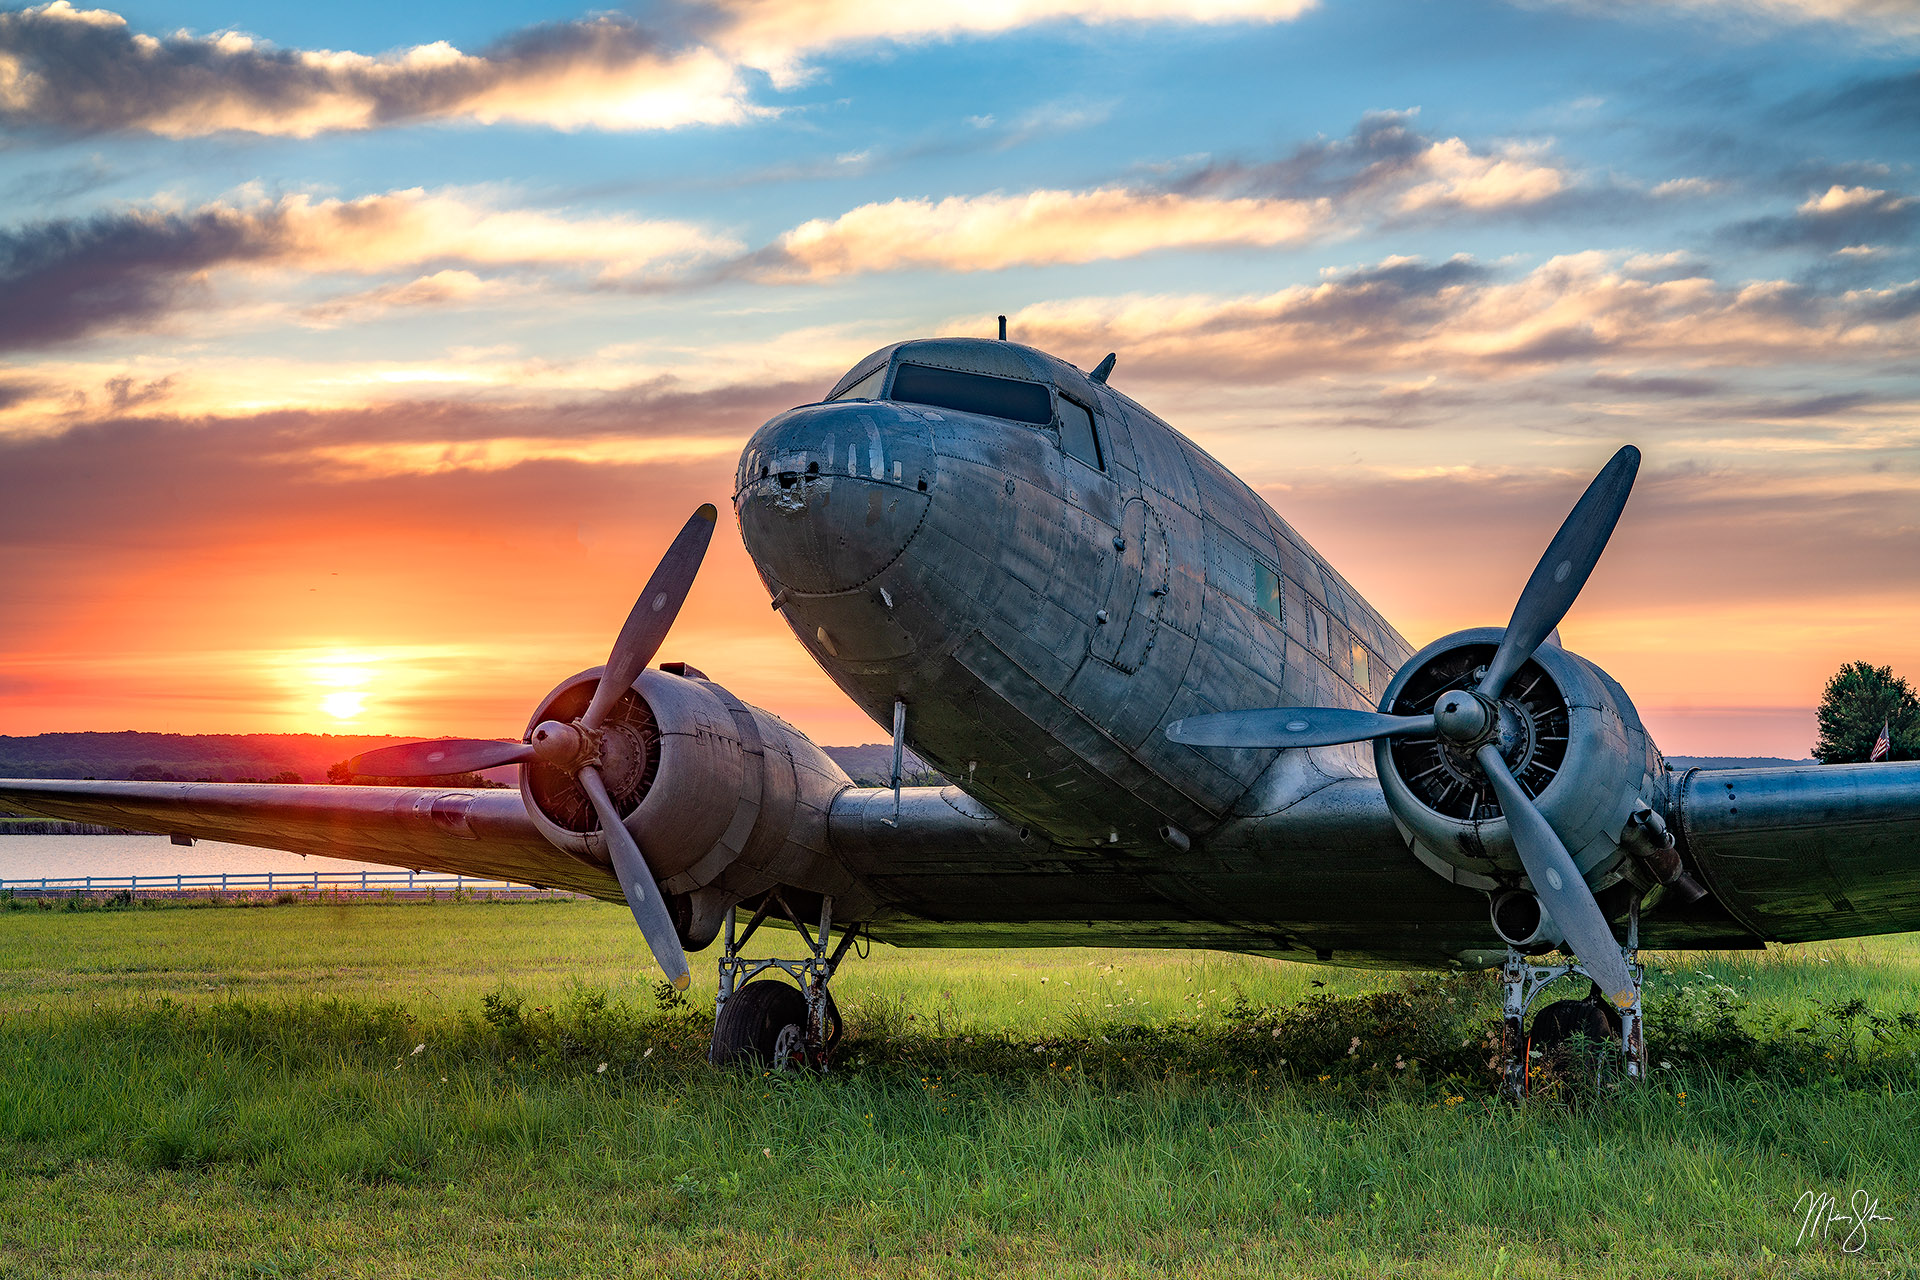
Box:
0, 870, 570, 897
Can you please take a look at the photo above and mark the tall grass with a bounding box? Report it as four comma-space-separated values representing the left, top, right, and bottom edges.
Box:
1, 900, 1915, 1277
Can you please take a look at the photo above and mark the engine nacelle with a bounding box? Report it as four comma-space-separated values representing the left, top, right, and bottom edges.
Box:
518, 666, 859, 946
1373, 627, 1666, 897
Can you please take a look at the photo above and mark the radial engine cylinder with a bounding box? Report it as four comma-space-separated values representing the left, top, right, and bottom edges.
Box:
1373, 627, 1667, 897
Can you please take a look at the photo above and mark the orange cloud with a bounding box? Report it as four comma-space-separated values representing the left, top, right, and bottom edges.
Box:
774, 189, 1335, 277
765, 131, 1572, 277
0, 188, 738, 349
1000, 251, 1920, 381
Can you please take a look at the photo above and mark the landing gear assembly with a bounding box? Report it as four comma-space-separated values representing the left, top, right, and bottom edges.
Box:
1498, 901, 1648, 1098
709, 891, 860, 1070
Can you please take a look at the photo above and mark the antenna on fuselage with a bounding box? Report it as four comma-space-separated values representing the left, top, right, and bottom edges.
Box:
997, 315, 1006, 340
1089, 353, 1117, 384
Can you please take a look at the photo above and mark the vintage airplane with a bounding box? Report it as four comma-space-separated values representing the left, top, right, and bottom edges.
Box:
6, 334, 1918, 1087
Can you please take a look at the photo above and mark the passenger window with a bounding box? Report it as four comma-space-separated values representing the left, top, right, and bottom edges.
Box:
891, 363, 1052, 425
1306, 604, 1329, 655
1351, 641, 1371, 693
1253, 562, 1283, 624
1318, 571, 1349, 623
831, 366, 887, 401
1058, 396, 1103, 470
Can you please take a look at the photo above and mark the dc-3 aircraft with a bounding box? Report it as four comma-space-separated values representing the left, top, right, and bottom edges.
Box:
7, 334, 1918, 1091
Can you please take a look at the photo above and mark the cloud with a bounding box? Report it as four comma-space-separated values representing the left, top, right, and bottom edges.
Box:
0, 3, 762, 137
1814, 67, 1920, 127
103, 372, 173, 409
0, 189, 736, 349
998, 251, 1920, 383
710, 0, 1319, 86
0, 0, 1318, 139
298, 271, 511, 327
1170, 112, 1572, 217
766, 188, 1334, 278
1728, 183, 1920, 250
755, 117, 1576, 278
1700, 390, 1879, 418
1585, 372, 1726, 397
1538, 0, 1920, 42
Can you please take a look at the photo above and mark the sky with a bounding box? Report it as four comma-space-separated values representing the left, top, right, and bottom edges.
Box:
0, 0, 1915, 756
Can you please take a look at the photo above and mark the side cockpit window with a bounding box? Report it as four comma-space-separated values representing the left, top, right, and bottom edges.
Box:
890, 363, 1052, 425
1057, 396, 1103, 470
831, 365, 888, 401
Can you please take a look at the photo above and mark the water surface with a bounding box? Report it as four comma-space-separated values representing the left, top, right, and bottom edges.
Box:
0, 834, 395, 884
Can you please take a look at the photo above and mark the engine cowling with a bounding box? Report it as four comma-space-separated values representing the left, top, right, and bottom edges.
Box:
1373, 627, 1666, 900
518, 666, 860, 946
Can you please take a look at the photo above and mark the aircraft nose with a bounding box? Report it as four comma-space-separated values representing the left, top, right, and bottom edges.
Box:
734, 401, 935, 595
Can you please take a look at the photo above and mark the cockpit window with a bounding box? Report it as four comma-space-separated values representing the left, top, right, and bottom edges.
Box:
890, 363, 1052, 425
1058, 396, 1103, 470
831, 365, 888, 401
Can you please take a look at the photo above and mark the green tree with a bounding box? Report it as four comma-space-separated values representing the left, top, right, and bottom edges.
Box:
1813, 661, 1918, 763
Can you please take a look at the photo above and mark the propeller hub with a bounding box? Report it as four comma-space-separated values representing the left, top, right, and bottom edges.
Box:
1432, 689, 1495, 745
530, 720, 591, 769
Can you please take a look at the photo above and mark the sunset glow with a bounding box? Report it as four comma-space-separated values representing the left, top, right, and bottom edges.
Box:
2, 0, 1915, 758
319, 691, 367, 722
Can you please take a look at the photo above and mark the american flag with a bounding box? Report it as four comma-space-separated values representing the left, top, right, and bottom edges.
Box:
1870, 720, 1892, 762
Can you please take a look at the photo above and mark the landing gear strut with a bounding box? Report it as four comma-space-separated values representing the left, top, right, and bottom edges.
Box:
1498, 901, 1647, 1098
709, 891, 859, 1070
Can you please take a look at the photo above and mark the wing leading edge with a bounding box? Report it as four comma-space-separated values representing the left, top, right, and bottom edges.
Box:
0, 779, 623, 900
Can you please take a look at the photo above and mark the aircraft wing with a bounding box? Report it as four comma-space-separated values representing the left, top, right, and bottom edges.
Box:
0, 778, 624, 901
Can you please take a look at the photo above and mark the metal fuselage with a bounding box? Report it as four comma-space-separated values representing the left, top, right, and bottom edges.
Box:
739, 338, 1410, 844
734, 338, 1493, 963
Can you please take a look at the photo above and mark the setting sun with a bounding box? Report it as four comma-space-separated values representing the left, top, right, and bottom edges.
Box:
309, 652, 377, 723
319, 690, 367, 721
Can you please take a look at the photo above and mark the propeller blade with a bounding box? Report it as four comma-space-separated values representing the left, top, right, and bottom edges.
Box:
346, 738, 535, 779
581, 504, 719, 732
576, 763, 691, 991
1474, 744, 1636, 1007
1479, 445, 1639, 699
1167, 707, 1436, 750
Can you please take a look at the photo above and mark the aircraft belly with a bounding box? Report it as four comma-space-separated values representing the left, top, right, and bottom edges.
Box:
833, 783, 1503, 966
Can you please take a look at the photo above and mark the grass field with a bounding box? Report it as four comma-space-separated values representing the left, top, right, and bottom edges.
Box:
2, 896, 1917, 1278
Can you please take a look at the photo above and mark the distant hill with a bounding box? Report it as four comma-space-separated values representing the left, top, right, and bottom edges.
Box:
0, 731, 421, 785
818, 744, 938, 787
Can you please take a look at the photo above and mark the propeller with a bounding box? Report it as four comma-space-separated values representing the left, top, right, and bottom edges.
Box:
1165, 447, 1641, 1005
347, 503, 718, 990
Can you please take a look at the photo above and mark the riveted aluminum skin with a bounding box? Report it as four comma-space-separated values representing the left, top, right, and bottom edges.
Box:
1372, 626, 1666, 896
739, 338, 1418, 862
1675, 760, 1920, 941
736, 401, 935, 596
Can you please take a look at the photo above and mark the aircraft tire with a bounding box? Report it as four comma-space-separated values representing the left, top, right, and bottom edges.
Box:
710, 980, 809, 1069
